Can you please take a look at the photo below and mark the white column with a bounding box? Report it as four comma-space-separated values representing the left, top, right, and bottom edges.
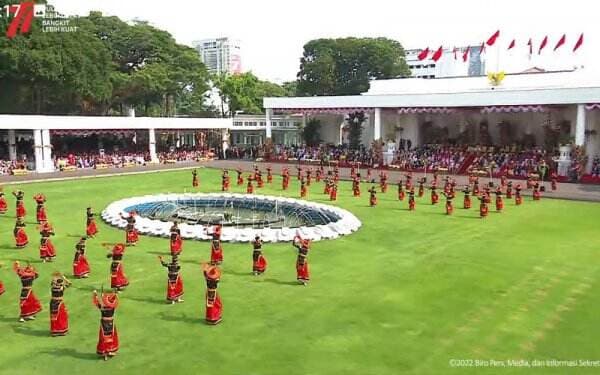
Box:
8, 129, 17, 161
221, 128, 229, 159
33, 129, 44, 173
374, 107, 382, 141
575, 104, 586, 146
148, 128, 158, 163
265, 108, 273, 140
40, 129, 54, 172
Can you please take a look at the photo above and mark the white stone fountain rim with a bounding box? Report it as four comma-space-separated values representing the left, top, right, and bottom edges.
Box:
101, 193, 361, 243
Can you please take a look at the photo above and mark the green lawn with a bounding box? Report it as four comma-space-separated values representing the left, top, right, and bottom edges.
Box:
1, 168, 599, 375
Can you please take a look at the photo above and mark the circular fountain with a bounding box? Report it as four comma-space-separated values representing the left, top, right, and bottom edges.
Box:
102, 193, 361, 242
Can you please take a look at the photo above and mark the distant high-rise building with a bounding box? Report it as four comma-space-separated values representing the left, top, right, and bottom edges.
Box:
405, 46, 484, 78
192, 37, 242, 75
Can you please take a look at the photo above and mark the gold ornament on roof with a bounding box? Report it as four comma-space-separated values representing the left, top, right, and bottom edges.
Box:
487, 71, 505, 86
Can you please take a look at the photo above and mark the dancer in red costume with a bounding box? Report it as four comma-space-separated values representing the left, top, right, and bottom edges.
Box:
478, 195, 489, 218
296, 165, 302, 181
221, 169, 230, 192
379, 171, 388, 193
306, 168, 312, 186
368, 186, 377, 207
315, 168, 322, 183
192, 169, 199, 188
13, 190, 26, 219
39, 222, 56, 262
247, 176, 255, 194
236, 168, 244, 186
203, 263, 223, 325
93, 289, 120, 360
252, 235, 267, 275
120, 211, 138, 246
506, 181, 513, 199
329, 183, 337, 201
397, 180, 405, 201
408, 188, 416, 211
515, 184, 523, 205
266, 166, 273, 184
462, 185, 472, 209
14, 217, 28, 249
494, 187, 504, 212
442, 191, 454, 215
404, 172, 413, 190
73, 237, 90, 278
0, 264, 5, 296
0, 188, 8, 214
105, 243, 129, 291
14, 261, 42, 322
159, 255, 184, 304
300, 178, 308, 199
500, 174, 507, 188
282, 168, 290, 190
33, 193, 48, 224
86, 207, 98, 237
417, 178, 425, 198
256, 170, 264, 188
430, 185, 439, 205
170, 222, 183, 256
472, 178, 480, 196
551, 171, 558, 191
292, 236, 310, 285
353, 175, 361, 197
210, 239, 224, 265
49, 272, 71, 336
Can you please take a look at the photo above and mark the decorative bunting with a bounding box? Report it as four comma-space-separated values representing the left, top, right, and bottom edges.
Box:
417, 48, 429, 61
573, 33, 584, 52
507, 39, 516, 50
486, 30, 500, 46
538, 36, 548, 54
431, 46, 443, 62
462, 46, 470, 62
554, 34, 566, 51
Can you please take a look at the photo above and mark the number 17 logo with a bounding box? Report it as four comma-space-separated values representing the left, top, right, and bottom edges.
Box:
3, 2, 34, 39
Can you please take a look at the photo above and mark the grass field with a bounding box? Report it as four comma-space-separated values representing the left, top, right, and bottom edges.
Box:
1, 167, 600, 375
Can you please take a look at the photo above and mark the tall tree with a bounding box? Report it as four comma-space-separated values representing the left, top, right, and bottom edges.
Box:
347, 111, 367, 150
297, 37, 410, 96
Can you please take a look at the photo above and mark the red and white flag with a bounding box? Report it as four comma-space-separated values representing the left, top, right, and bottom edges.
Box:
486, 30, 500, 46
573, 33, 584, 52
462, 46, 470, 62
554, 34, 566, 51
538, 36, 548, 54
507, 39, 516, 50
417, 48, 430, 61
453, 46, 458, 60
431, 46, 443, 62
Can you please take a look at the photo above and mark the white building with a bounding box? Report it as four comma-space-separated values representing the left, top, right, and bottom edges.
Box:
405, 46, 484, 78
264, 69, 600, 173
231, 114, 302, 147
192, 37, 242, 75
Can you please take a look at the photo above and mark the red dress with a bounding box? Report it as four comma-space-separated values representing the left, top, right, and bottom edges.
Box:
0, 281, 4, 295
496, 197, 504, 211
40, 238, 56, 259
15, 265, 42, 318
247, 182, 254, 194
94, 292, 119, 357
167, 275, 184, 301
111, 262, 129, 289
0, 195, 7, 214
170, 235, 183, 256
50, 280, 70, 336
36, 206, 47, 224
480, 202, 489, 218
210, 240, 223, 265
329, 188, 337, 201
446, 201, 453, 215
15, 226, 28, 248
126, 229, 138, 245
204, 267, 222, 325
16, 201, 26, 218
369, 193, 377, 207
464, 195, 471, 209
73, 253, 90, 278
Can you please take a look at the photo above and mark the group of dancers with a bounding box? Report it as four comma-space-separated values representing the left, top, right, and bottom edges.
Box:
0, 182, 312, 360
234, 162, 553, 218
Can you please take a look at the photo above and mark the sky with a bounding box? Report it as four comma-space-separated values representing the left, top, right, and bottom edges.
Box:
51, 0, 597, 83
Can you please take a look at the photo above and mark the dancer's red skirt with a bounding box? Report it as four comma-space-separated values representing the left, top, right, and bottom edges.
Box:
111, 264, 129, 289
97, 325, 119, 355
50, 302, 69, 335
205, 294, 223, 324
167, 275, 184, 301
73, 255, 90, 277
20, 290, 42, 318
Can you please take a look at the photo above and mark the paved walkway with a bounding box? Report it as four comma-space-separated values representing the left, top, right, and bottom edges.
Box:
1, 159, 599, 202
